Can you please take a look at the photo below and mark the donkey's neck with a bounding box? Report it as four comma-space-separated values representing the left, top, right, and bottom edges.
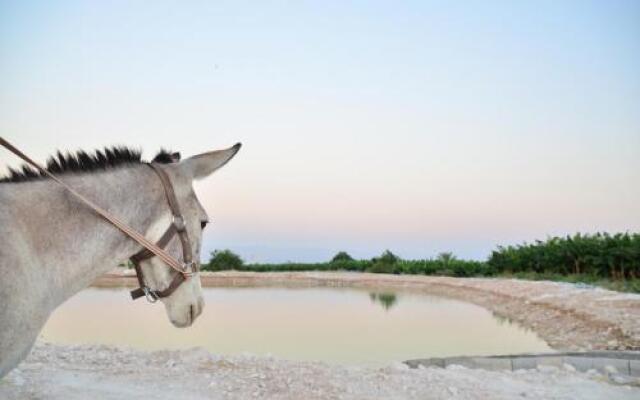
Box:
7, 165, 169, 307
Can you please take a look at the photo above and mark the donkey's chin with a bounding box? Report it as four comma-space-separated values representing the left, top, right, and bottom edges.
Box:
168, 311, 196, 328
170, 317, 193, 328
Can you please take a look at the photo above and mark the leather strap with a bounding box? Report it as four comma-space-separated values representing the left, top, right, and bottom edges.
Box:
128, 163, 198, 300
130, 271, 186, 300
130, 225, 177, 263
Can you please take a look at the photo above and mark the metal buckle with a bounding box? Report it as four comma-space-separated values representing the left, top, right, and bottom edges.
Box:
172, 215, 186, 231
143, 287, 159, 303
182, 261, 197, 276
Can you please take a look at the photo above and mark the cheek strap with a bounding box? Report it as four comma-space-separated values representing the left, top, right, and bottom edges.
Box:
129, 164, 198, 302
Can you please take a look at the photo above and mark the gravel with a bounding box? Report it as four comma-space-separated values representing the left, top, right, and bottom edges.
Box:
1, 343, 638, 400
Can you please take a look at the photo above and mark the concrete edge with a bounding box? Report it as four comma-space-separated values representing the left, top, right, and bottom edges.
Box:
405, 351, 640, 377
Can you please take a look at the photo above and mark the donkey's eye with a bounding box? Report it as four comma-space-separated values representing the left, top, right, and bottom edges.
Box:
200, 221, 208, 230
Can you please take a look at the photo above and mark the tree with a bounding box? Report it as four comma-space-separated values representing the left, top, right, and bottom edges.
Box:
436, 252, 456, 267
331, 251, 354, 263
368, 250, 400, 274
204, 249, 244, 271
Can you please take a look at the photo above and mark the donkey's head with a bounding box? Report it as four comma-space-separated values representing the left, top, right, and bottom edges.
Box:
137, 144, 241, 327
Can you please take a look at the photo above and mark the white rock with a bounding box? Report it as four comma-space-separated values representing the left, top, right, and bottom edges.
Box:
390, 362, 409, 371
11, 375, 25, 386
586, 369, 601, 378
604, 365, 618, 374
562, 363, 576, 372
610, 374, 638, 386
537, 365, 559, 373
514, 369, 528, 374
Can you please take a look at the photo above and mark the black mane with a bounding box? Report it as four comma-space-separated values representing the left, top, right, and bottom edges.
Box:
0, 146, 180, 183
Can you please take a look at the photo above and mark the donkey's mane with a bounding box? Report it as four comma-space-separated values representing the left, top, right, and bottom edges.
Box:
0, 146, 179, 183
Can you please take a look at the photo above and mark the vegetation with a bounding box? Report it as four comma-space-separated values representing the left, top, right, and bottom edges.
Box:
204, 232, 640, 292
202, 249, 244, 271
487, 232, 640, 280
367, 250, 400, 274
204, 249, 494, 276
331, 251, 354, 263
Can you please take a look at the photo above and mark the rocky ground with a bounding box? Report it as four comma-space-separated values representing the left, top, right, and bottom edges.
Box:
3, 272, 640, 399
1, 343, 638, 400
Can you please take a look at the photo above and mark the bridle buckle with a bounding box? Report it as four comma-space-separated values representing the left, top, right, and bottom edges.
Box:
143, 287, 159, 303
182, 261, 198, 276
172, 215, 186, 231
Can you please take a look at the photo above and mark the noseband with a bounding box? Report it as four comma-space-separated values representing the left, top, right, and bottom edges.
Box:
129, 163, 199, 302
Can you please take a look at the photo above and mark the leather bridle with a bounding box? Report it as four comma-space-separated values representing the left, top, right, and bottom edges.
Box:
129, 163, 198, 302
0, 137, 198, 303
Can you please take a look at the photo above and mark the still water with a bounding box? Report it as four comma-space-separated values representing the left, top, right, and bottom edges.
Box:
41, 287, 552, 365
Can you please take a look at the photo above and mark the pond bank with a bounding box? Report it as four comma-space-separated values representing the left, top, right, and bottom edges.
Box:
94, 270, 640, 352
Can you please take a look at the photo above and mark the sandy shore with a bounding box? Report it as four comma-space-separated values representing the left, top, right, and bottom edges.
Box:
3, 271, 639, 399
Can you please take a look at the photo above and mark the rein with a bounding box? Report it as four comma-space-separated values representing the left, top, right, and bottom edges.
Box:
0, 137, 196, 302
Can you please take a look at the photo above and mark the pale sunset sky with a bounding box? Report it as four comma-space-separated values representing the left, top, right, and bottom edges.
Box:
1, 1, 639, 262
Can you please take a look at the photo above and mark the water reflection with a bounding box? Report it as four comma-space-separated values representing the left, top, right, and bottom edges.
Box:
369, 292, 398, 310
40, 287, 552, 365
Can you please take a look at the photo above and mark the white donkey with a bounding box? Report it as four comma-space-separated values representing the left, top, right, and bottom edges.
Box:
0, 142, 241, 378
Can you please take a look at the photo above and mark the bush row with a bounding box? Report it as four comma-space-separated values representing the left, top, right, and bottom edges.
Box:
487, 232, 640, 279
203, 249, 495, 277
203, 233, 640, 281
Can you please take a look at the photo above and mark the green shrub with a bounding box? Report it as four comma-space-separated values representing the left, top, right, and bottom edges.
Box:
331, 251, 354, 263
367, 250, 400, 274
203, 249, 244, 271
487, 232, 640, 280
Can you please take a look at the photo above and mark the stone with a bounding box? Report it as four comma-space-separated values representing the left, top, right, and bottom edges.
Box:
445, 358, 477, 369
562, 363, 576, 372
391, 362, 409, 371
586, 369, 601, 378
609, 374, 639, 386
592, 358, 630, 375
564, 356, 593, 372
604, 365, 618, 374
537, 365, 559, 373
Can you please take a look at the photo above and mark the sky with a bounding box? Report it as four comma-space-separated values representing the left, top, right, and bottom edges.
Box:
1, 0, 639, 263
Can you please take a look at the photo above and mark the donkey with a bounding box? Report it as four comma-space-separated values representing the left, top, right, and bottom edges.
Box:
0, 143, 241, 378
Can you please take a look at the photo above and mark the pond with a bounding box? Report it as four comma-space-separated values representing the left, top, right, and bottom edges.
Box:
40, 287, 552, 365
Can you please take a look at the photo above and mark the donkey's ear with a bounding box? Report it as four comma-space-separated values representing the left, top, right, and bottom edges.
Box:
180, 143, 241, 180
